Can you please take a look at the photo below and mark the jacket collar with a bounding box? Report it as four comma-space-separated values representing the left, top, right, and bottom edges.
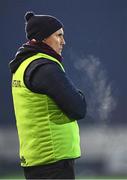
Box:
27, 41, 63, 62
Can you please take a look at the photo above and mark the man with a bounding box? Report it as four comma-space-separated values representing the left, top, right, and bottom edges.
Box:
10, 11, 87, 179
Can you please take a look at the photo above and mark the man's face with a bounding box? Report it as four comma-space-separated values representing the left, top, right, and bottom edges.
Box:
43, 28, 65, 55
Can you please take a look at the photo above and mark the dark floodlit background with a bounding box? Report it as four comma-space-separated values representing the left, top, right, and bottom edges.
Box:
0, 0, 127, 179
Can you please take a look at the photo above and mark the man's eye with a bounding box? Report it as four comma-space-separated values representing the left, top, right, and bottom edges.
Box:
58, 34, 63, 37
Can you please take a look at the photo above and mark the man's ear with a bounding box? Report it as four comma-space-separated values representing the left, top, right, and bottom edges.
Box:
31, 39, 37, 42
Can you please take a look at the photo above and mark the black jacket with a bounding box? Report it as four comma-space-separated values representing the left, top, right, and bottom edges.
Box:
10, 41, 87, 119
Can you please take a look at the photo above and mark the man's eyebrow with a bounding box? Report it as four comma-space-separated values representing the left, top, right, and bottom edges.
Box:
58, 32, 64, 36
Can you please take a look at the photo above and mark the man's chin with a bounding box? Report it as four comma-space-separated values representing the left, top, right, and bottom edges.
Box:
58, 51, 62, 56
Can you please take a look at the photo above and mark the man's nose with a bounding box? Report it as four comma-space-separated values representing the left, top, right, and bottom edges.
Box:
62, 37, 66, 45
63, 38, 66, 45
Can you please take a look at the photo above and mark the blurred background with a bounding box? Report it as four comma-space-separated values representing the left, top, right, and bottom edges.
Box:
0, 0, 127, 179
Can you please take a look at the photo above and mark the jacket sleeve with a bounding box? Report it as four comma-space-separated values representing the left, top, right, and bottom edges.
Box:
24, 59, 87, 120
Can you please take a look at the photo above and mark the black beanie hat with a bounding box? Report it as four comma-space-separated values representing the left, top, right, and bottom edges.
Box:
25, 11, 63, 41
